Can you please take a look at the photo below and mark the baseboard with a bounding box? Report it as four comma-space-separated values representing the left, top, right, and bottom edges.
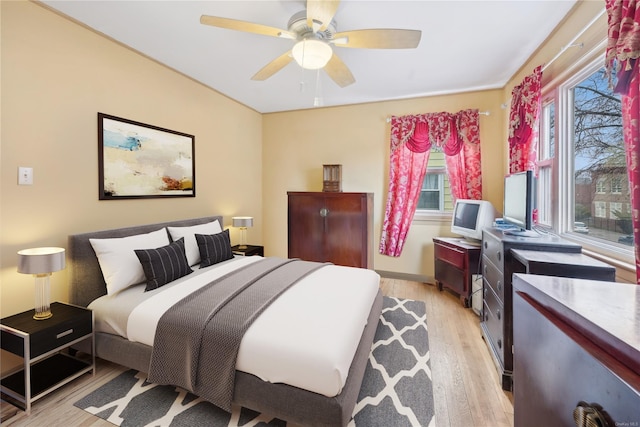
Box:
375, 270, 435, 285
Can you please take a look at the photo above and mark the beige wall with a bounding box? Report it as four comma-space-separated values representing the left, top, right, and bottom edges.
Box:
1, 1, 618, 319
262, 90, 506, 278
1, 1, 263, 317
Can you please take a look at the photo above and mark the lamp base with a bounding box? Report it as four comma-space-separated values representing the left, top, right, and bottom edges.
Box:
33, 310, 52, 320
34, 273, 53, 321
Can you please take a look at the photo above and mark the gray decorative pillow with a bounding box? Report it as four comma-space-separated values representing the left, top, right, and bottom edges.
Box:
195, 229, 234, 267
135, 237, 193, 291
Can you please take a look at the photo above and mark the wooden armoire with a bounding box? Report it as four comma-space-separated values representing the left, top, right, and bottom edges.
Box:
287, 192, 373, 268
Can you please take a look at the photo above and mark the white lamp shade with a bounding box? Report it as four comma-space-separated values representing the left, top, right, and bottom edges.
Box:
292, 39, 333, 70
18, 247, 66, 275
232, 217, 254, 228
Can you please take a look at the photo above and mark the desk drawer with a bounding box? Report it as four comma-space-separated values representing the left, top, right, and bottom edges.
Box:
434, 244, 465, 269
435, 259, 464, 295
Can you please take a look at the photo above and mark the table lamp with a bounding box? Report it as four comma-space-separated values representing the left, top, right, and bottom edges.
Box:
18, 247, 66, 320
232, 216, 253, 249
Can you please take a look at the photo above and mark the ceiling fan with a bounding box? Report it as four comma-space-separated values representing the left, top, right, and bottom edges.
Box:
200, 0, 421, 88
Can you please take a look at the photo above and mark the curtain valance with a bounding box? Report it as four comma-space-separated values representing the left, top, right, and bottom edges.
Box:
390, 109, 480, 156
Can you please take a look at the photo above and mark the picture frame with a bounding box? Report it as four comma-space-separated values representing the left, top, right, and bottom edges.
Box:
98, 113, 195, 200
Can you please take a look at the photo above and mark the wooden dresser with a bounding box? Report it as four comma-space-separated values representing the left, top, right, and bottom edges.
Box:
481, 227, 582, 390
287, 192, 373, 268
513, 274, 640, 427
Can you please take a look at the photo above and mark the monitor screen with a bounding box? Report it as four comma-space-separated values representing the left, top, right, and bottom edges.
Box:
453, 202, 480, 230
502, 170, 537, 236
450, 199, 497, 242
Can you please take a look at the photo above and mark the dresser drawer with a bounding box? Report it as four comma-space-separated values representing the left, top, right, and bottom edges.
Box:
482, 231, 503, 268
482, 255, 504, 302
434, 243, 465, 269
482, 285, 504, 363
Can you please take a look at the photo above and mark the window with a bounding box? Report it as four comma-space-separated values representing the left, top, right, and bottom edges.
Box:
416, 150, 452, 213
611, 177, 622, 194
595, 201, 607, 218
537, 101, 555, 226
540, 48, 631, 260
610, 202, 623, 219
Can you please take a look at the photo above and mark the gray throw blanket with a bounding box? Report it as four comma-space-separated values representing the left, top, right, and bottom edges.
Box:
148, 257, 327, 411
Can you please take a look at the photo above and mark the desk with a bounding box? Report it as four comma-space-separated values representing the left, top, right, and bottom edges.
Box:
433, 237, 481, 307
510, 249, 616, 282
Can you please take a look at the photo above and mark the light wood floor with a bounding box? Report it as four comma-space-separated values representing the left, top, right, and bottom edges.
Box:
1, 278, 514, 427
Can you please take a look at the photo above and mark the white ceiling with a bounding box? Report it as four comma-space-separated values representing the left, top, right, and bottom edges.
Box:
40, 0, 577, 114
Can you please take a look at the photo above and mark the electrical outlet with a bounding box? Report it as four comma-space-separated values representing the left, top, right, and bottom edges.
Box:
18, 167, 33, 185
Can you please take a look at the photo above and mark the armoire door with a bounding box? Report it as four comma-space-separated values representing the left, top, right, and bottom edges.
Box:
323, 193, 370, 267
287, 192, 325, 262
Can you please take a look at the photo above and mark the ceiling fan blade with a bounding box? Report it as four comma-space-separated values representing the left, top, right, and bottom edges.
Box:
200, 15, 296, 39
333, 29, 421, 49
251, 50, 294, 81
306, 0, 340, 32
324, 53, 355, 88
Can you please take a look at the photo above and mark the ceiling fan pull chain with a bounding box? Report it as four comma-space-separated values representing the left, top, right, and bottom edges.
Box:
314, 68, 323, 107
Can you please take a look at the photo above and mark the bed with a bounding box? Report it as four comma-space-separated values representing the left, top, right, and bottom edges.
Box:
68, 216, 383, 427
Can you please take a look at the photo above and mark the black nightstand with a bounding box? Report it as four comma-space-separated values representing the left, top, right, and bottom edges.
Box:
0, 302, 94, 413
231, 244, 264, 257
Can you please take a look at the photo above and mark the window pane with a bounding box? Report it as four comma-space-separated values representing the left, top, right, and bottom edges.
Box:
417, 190, 441, 210
423, 174, 439, 190
540, 102, 555, 160
416, 150, 453, 213
572, 67, 628, 244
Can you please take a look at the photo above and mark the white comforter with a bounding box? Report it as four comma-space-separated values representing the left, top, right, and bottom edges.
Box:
88, 256, 380, 397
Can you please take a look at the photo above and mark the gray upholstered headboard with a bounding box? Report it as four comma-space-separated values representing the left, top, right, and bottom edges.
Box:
68, 216, 223, 307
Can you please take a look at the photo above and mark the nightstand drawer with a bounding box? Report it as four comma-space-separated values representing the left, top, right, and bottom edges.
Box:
1, 303, 92, 358
434, 244, 465, 269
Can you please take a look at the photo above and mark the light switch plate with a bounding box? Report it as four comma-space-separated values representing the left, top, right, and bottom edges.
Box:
18, 167, 33, 185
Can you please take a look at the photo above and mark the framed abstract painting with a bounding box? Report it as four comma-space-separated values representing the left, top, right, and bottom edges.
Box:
98, 113, 195, 199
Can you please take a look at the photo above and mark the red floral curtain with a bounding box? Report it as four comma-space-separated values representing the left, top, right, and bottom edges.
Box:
379, 110, 481, 256
508, 66, 543, 174
605, 0, 640, 283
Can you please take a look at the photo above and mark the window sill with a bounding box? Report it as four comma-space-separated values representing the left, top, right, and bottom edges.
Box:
413, 211, 452, 223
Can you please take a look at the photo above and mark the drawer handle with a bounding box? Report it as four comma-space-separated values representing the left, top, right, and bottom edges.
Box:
56, 329, 73, 339
497, 281, 502, 293
484, 265, 488, 274
497, 251, 501, 262
484, 241, 488, 249
497, 339, 502, 349
497, 309, 501, 320
573, 401, 610, 427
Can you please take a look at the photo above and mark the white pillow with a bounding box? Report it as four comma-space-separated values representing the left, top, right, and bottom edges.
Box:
167, 220, 222, 266
90, 228, 170, 295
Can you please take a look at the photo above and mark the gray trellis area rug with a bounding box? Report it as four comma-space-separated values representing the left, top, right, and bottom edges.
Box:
74, 296, 435, 427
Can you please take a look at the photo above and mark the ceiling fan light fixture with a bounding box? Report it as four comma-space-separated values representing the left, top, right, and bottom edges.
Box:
292, 39, 332, 70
